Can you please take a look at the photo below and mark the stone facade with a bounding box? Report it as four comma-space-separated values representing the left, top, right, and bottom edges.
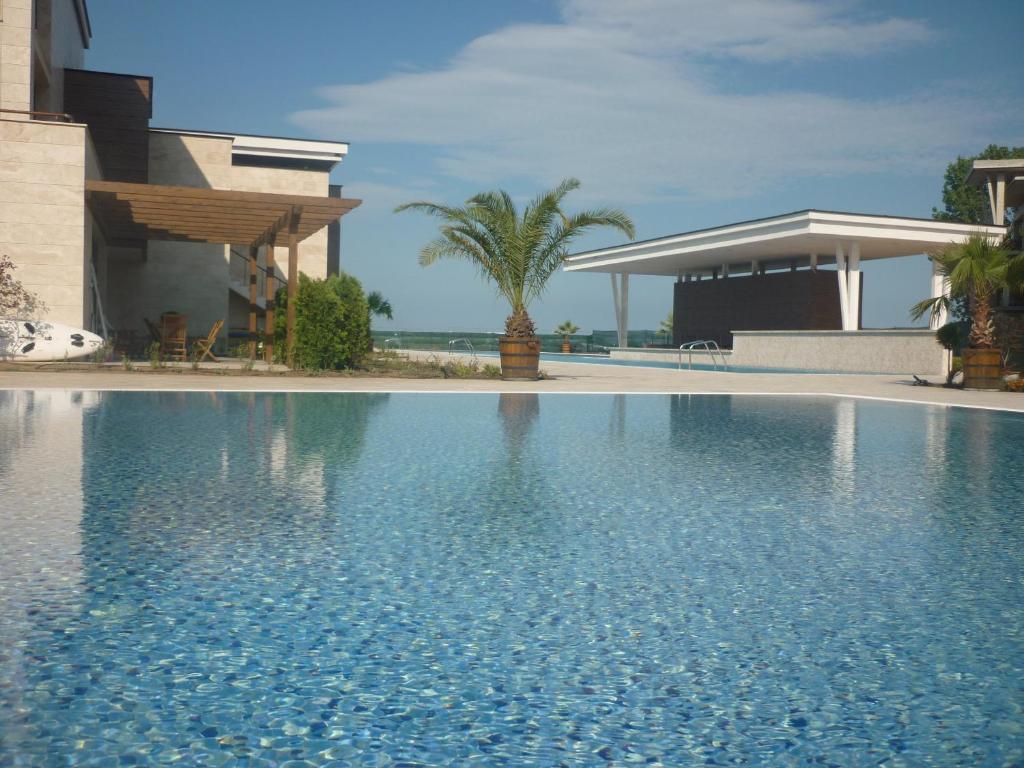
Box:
0, 118, 93, 326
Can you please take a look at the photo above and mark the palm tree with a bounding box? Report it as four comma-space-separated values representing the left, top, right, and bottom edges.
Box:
910, 234, 1020, 349
554, 320, 579, 352
367, 291, 393, 321
658, 311, 673, 344
396, 179, 634, 338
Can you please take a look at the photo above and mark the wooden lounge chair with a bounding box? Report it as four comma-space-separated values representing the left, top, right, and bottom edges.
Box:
192, 319, 224, 363
159, 313, 188, 362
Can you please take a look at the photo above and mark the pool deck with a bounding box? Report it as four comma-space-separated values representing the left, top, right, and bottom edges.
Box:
1, 352, 1022, 412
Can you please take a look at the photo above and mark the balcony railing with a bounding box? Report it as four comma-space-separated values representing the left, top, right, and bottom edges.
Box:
0, 108, 74, 122
229, 248, 278, 304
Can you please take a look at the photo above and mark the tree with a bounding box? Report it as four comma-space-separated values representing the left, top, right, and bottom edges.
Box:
275, 272, 371, 369
659, 311, 673, 342
396, 179, 635, 338
0, 254, 45, 316
933, 144, 1024, 224
367, 291, 393, 320
911, 235, 1023, 349
554, 320, 579, 344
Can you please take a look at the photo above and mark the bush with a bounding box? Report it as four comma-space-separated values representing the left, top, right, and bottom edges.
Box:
276, 273, 372, 370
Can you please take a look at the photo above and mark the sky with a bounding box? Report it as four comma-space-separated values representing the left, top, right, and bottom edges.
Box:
85, 0, 1024, 334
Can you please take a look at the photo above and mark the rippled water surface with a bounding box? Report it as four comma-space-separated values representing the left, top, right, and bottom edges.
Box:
1, 391, 1022, 766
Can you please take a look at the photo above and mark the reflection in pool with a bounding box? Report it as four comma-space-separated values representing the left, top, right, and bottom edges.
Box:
1, 392, 1022, 765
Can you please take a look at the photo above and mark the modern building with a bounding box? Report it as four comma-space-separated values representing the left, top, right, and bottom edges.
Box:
1, 0, 360, 359
565, 208, 1007, 375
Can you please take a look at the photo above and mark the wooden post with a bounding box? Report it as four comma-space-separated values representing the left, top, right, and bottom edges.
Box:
286, 207, 302, 369
248, 244, 258, 360
264, 235, 276, 364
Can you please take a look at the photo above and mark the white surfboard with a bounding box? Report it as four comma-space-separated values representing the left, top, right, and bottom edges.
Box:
0, 319, 105, 362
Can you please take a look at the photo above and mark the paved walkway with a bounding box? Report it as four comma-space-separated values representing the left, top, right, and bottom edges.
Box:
1, 354, 1022, 412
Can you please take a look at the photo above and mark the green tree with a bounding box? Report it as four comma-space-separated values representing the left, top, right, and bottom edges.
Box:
554, 320, 579, 346
933, 144, 1024, 224
911, 235, 1023, 349
396, 179, 635, 337
276, 272, 371, 369
658, 311, 673, 342
367, 291, 393, 320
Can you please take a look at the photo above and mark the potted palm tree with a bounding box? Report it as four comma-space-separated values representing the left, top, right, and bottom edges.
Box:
397, 179, 634, 380
555, 321, 579, 353
911, 234, 1022, 389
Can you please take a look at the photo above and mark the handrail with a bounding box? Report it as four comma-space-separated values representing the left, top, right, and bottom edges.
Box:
448, 337, 476, 360
678, 340, 728, 371
0, 108, 75, 122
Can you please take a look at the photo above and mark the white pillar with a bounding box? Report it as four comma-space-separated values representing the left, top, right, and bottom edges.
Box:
750, 259, 759, 276
809, 253, 818, 271
620, 273, 629, 347
995, 174, 1006, 225
847, 241, 861, 331
835, 241, 850, 330
929, 258, 950, 330
610, 273, 622, 346
722, 263, 730, 278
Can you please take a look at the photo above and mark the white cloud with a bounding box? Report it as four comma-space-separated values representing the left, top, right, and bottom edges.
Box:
292, 0, 1008, 203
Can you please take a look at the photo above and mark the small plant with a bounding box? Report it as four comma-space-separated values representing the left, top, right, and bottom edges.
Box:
146, 341, 162, 369
121, 356, 134, 372
242, 356, 255, 372
554, 320, 579, 352
90, 342, 112, 364
482, 363, 502, 378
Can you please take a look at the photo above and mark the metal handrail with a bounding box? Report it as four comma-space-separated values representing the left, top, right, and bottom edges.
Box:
448, 337, 476, 361
229, 248, 276, 300
0, 107, 74, 122
679, 340, 727, 371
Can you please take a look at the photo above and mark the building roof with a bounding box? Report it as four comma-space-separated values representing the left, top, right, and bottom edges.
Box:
563, 210, 1006, 276
966, 160, 1024, 208
86, 180, 361, 247
150, 127, 349, 168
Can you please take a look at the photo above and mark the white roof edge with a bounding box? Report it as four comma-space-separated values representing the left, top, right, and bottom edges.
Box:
149, 128, 349, 162
564, 210, 1006, 271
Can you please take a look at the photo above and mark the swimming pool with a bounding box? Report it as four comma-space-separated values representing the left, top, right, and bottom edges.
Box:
1, 391, 1022, 765
474, 350, 832, 374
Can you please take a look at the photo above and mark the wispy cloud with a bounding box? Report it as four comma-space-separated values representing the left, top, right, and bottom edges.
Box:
292, 0, 1005, 203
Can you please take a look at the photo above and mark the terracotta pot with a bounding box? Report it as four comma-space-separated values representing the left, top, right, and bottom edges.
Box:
561, 341, 571, 353
498, 336, 541, 380
962, 347, 1002, 390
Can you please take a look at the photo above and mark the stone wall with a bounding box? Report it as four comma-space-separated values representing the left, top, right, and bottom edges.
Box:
730, 330, 946, 375
0, 118, 90, 326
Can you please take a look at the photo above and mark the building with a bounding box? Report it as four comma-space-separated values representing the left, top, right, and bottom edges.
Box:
565, 210, 1006, 375
1, 0, 360, 359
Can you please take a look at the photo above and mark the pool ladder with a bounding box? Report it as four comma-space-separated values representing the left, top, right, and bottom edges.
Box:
448, 337, 477, 363
678, 340, 728, 371
382, 336, 402, 352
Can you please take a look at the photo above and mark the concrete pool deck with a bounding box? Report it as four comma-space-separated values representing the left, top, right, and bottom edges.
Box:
1, 352, 1022, 412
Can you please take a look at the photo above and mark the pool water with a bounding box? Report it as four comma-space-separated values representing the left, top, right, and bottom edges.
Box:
1, 391, 1022, 766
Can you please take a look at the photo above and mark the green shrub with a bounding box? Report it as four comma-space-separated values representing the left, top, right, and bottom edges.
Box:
276, 272, 372, 370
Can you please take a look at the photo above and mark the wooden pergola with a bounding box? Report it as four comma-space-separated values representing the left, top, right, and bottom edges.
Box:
86, 180, 361, 366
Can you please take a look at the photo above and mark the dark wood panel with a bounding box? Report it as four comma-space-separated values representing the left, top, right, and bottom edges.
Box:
64, 69, 153, 182
673, 270, 849, 349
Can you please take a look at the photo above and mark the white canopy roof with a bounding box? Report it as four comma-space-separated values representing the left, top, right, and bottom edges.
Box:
564, 210, 1005, 276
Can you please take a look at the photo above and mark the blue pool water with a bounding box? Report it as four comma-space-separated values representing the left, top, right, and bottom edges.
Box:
1, 391, 1022, 766
475, 350, 828, 375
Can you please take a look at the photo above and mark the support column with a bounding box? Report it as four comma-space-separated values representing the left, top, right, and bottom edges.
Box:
809, 253, 818, 272
721, 263, 730, 278
610, 273, 621, 346
835, 242, 850, 330
247, 244, 258, 360
994, 174, 1006, 225
620, 273, 629, 347
264, 236, 276, 364
929, 257, 950, 330
847, 241, 861, 331
286, 207, 302, 369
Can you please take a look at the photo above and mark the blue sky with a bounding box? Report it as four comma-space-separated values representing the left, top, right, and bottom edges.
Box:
86, 0, 1023, 333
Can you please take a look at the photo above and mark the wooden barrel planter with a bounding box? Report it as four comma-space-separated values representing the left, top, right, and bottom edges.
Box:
499, 336, 541, 380
962, 347, 1003, 390
561, 341, 571, 353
